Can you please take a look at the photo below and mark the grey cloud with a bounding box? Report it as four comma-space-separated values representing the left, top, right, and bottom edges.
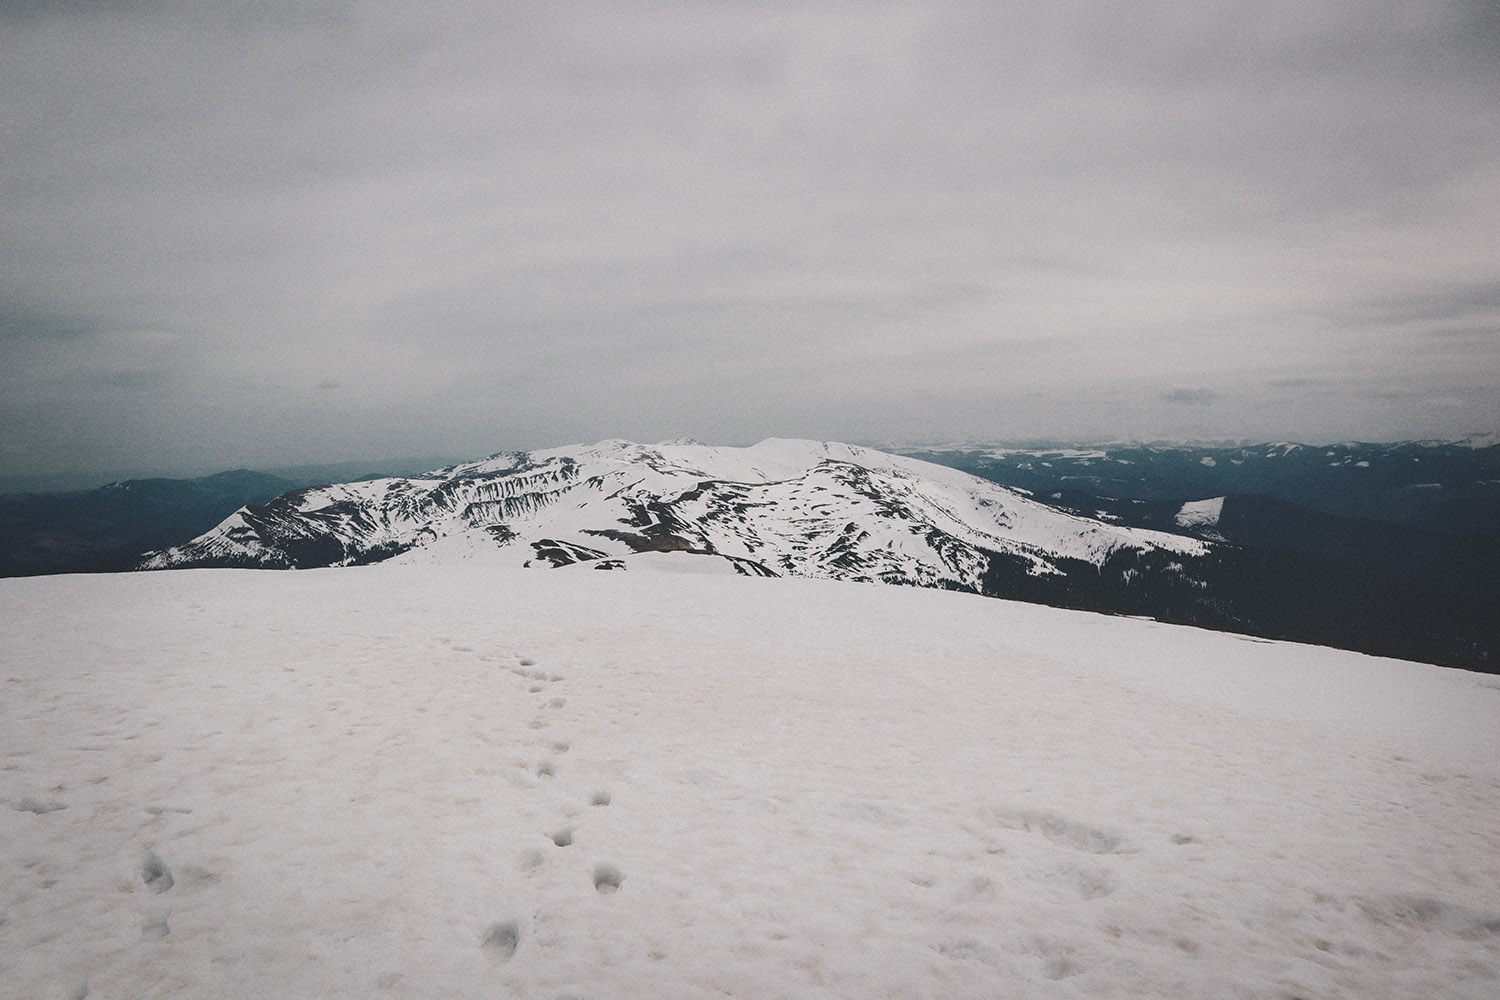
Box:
1162, 388, 1221, 407
1, 1, 1497, 479
1456, 0, 1500, 59
1352, 282, 1500, 327
0, 304, 97, 343
1428, 325, 1500, 340
98, 367, 174, 390
0, 0, 161, 23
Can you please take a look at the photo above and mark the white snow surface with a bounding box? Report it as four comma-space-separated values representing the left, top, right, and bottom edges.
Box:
4, 566, 1499, 999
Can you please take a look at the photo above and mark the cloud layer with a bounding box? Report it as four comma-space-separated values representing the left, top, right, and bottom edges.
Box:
3, 1, 1498, 479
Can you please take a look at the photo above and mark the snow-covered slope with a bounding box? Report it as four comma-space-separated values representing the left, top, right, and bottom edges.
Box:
138, 439, 1207, 596
3, 566, 1498, 999
1174, 496, 1227, 541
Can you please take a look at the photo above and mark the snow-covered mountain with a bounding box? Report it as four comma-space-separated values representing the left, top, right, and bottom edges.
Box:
131, 438, 1500, 670
139, 438, 1209, 592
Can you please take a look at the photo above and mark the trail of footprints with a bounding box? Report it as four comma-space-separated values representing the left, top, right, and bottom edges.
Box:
100, 649, 613, 966
486, 654, 621, 963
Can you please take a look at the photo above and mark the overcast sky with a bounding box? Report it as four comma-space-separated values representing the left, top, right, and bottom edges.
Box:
3, 0, 1498, 482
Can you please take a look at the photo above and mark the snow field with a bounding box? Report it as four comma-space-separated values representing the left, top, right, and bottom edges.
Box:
3, 566, 1499, 999
1173, 496, 1226, 532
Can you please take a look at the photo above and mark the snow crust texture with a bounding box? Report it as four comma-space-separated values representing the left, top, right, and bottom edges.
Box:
4, 566, 1499, 999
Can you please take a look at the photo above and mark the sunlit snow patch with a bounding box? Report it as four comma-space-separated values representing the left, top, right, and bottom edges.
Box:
1175, 496, 1226, 534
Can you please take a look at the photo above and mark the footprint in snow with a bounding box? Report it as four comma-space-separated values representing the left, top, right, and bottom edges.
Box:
1008, 810, 1124, 855
481, 920, 520, 961
40, 979, 89, 1000
12, 796, 67, 814
510, 661, 562, 683
1027, 860, 1118, 901
142, 852, 174, 893
142, 910, 171, 940
592, 863, 624, 894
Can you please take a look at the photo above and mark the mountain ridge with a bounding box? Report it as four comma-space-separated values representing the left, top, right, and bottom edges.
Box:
139, 438, 1209, 587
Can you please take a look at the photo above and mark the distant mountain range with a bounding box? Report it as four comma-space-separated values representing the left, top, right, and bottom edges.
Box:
0, 457, 456, 577
0, 471, 298, 577
4, 438, 1495, 671
897, 441, 1500, 605
896, 439, 1500, 533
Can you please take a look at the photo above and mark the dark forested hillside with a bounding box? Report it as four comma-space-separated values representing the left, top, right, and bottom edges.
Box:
0, 472, 296, 577
907, 441, 1500, 671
